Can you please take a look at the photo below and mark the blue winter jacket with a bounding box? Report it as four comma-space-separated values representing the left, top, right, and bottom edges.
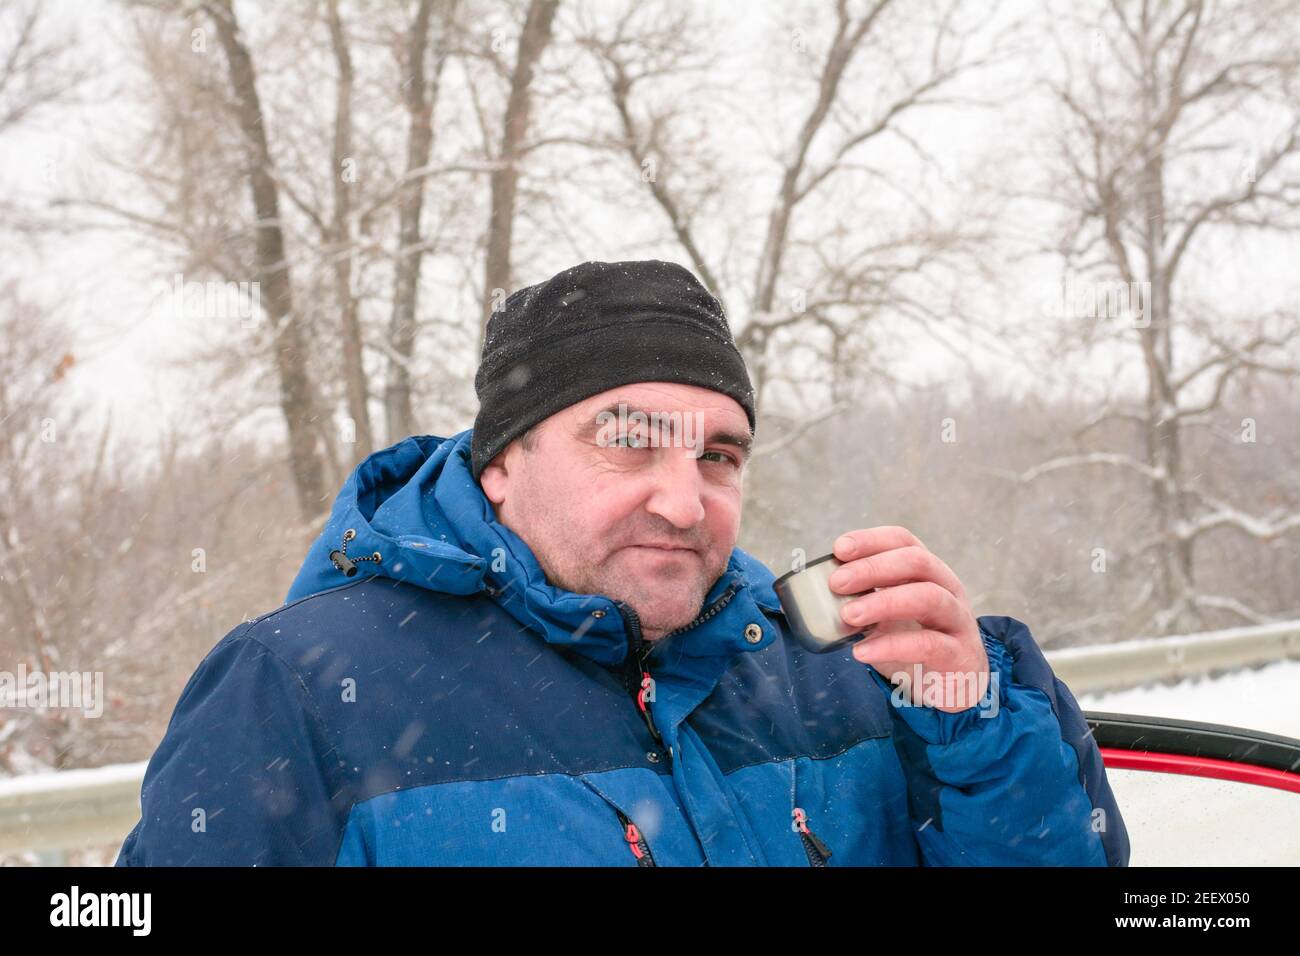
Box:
117, 428, 1129, 866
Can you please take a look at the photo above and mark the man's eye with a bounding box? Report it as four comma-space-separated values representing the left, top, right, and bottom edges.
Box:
701, 450, 739, 466
613, 432, 649, 448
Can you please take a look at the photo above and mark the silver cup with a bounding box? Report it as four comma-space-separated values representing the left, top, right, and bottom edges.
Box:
773, 553, 878, 654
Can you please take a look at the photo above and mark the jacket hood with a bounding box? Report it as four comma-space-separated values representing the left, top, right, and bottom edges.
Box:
286, 429, 783, 667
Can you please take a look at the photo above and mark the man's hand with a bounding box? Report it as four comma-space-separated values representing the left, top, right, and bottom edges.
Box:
828, 526, 989, 714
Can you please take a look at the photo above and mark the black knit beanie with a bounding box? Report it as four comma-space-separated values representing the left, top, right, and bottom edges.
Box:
471, 259, 756, 480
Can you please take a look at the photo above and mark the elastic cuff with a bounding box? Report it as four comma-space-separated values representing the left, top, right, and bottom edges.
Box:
867, 621, 1013, 746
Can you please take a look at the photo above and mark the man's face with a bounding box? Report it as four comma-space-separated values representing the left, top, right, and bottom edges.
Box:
478, 381, 751, 641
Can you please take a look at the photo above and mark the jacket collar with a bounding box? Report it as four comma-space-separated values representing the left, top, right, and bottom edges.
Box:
286, 429, 784, 669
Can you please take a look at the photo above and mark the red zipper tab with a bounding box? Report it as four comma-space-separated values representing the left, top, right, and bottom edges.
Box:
793, 807, 833, 865
625, 822, 647, 859
615, 808, 656, 866
614, 601, 665, 749
637, 672, 653, 713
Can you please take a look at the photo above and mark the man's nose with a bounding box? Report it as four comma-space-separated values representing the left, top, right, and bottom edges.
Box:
644, 449, 707, 529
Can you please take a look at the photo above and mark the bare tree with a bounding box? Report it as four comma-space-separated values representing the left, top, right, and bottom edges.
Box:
204, 0, 329, 517
325, 0, 375, 458
575, 0, 1007, 420
0, 1, 85, 133
478, 0, 560, 353
385, 0, 458, 442
1023, 0, 1300, 634
0, 0, 92, 233
0, 283, 88, 772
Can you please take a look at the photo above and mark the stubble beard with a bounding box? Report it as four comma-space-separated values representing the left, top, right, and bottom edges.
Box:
538, 537, 720, 640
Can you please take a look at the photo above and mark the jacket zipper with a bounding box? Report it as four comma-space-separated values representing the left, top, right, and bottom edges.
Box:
613, 806, 657, 866
663, 582, 741, 639
793, 807, 833, 866
613, 601, 665, 751
612, 583, 742, 756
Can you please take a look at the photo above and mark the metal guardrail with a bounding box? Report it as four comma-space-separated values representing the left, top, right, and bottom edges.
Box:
0, 761, 146, 861
2, 620, 1299, 862
1044, 619, 1300, 694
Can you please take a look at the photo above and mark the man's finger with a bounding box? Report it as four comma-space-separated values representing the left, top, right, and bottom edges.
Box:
828, 545, 966, 601
833, 526, 926, 561
851, 627, 951, 666
840, 580, 964, 633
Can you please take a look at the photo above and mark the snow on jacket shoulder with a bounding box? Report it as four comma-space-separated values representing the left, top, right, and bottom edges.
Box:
116, 429, 1129, 867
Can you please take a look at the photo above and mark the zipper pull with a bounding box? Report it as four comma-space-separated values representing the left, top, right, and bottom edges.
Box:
614, 600, 665, 748
625, 821, 648, 860
615, 808, 655, 865
636, 672, 664, 747
793, 807, 834, 862
637, 673, 653, 714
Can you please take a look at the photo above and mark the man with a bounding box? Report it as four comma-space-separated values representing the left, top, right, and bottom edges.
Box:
117, 259, 1129, 866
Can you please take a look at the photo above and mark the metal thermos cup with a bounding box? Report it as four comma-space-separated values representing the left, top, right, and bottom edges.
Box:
773, 553, 877, 654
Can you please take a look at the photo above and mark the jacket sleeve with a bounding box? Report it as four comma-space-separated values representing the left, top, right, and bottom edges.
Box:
864, 614, 1130, 866
115, 625, 351, 866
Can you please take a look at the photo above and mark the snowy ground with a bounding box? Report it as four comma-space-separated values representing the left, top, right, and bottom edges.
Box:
1077, 659, 1300, 866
